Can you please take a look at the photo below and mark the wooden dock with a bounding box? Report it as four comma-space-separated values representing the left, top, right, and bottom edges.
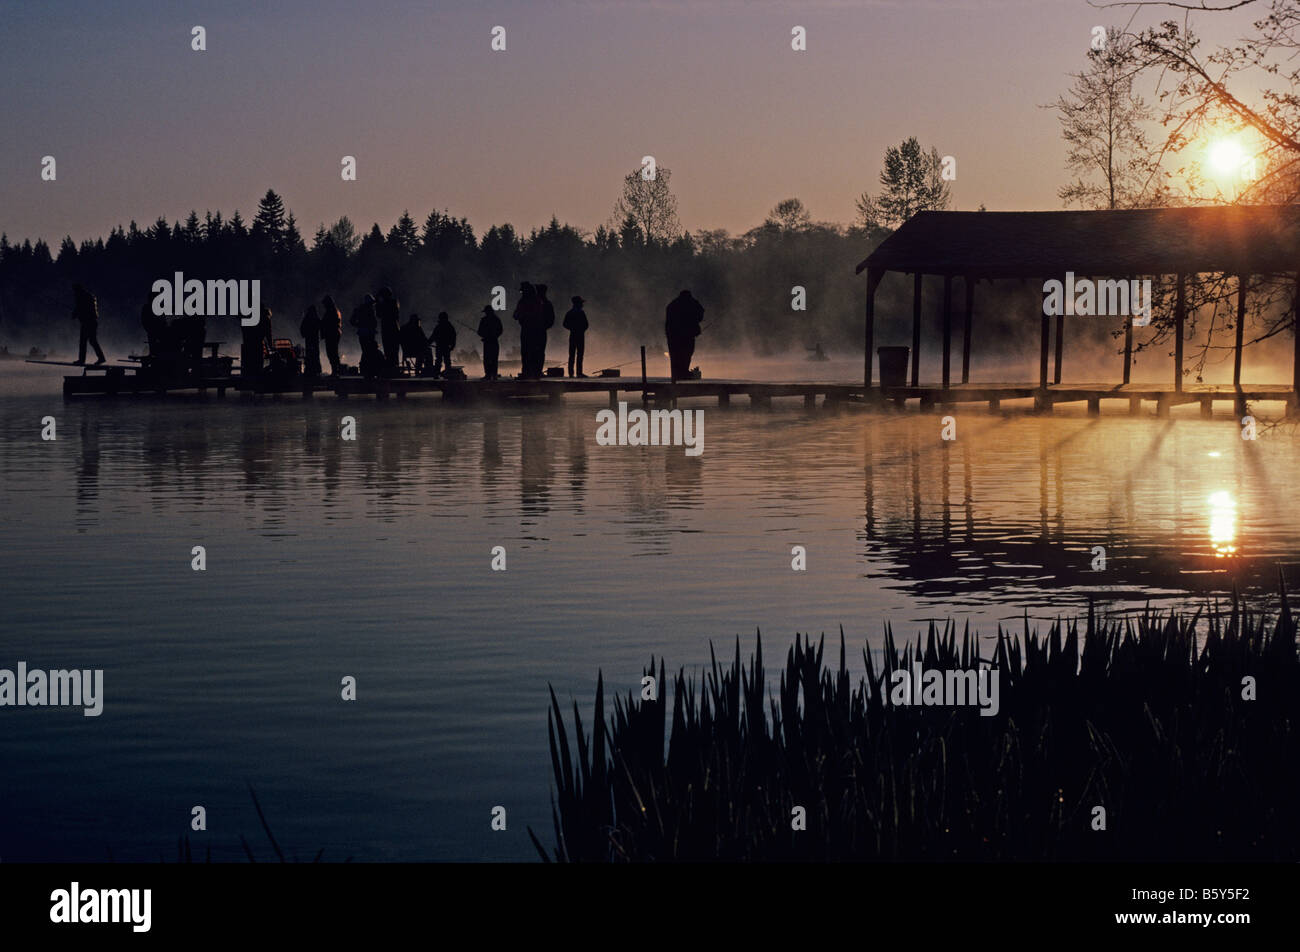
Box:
60, 364, 1298, 414
329, 374, 1299, 415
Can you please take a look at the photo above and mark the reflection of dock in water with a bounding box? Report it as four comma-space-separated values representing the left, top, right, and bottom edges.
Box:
860, 417, 1294, 609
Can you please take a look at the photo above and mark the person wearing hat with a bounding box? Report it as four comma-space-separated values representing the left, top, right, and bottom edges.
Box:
429, 311, 457, 377
476, 304, 504, 380
512, 282, 543, 378
563, 295, 589, 377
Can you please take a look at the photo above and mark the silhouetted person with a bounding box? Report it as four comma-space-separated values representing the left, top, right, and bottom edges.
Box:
401, 313, 433, 374
536, 284, 556, 374
376, 287, 401, 370
351, 294, 383, 379
184, 313, 205, 369
72, 284, 106, 365
141, 298, 168, 357
477, 305, 503, 380
300, 304, 322, 378
563, 295, 588, 377
242, 306, 273, 378
513, 282, 543, 378
320, 295, 342, 375
665, 289, 703, 381
430, 312, 456, 376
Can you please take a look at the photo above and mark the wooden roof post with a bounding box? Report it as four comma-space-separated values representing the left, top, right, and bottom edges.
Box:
1122, 313, 1133, 385
962, 276, 974, 385
1174, 273, 1186, 393
1234, 274, 1247, 386
1053, 311, 1064, 385
1294, 270, 1300, 402
911, 272, 922, 387
864, 267, 883, 394
1039, 291, 1050, 390
941, 274, 953, 390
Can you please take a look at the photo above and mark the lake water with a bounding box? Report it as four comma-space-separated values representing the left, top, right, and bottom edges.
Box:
1, 362, 1297, 861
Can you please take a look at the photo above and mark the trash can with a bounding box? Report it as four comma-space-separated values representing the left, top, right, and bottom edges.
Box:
877, 346, 910, 388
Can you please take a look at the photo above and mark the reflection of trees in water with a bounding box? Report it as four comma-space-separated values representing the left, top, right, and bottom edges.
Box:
860, 416, 1282, 609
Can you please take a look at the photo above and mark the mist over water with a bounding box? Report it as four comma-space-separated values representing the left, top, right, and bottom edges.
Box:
1, 366, 1297, 861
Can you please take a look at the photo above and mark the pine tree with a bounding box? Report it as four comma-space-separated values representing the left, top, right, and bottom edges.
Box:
855, 137, 951, 230
387, 210, 419, 255
253, 189, 287, 251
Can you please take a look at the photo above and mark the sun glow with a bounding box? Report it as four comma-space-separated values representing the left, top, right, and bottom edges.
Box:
1208, 138, 1246, 177
1208, 490, 1238, 558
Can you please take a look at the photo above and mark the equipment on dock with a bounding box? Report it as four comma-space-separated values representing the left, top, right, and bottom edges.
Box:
443, 366, 467, 380
688, 366, 702, 379
598, 368, 621, 377
544, 366, 564, 377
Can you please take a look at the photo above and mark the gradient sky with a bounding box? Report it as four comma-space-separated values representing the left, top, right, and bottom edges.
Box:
0, 0, 1259, 246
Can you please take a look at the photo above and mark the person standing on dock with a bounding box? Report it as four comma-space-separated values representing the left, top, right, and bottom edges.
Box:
242, 306, 273, 379
351, 294, 383, 378
563, 295, 588, 377
477, 305, 503, 380
665, 289, 703, 382
72, 284, 106, 366
536, 284, 556, 375
300, 304, 322, 379
513, 282, 542, 378
141, 297, 167, 358
320, 295, 342, 375
430, 312, 457, 377
376, 287, 401, 371
401, 313, 433, 375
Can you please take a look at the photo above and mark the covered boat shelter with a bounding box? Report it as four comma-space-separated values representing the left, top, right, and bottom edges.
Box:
855, 206, 1300, 413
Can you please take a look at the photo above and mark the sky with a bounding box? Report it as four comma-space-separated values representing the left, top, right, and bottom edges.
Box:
0, 0, 1262, 246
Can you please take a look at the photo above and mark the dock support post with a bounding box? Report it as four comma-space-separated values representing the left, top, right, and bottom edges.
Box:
1087, 396, 1100, 415
988, 398, 1000, 411
718, 391, 729, 407
804, 393, 815, 409
1175, 273, 1186, 393
1200, 396, 1213, 418
911, 272, 922, 387
1129, 396, 1142, 415
609, 390, 618, 408
640, 345, 648, 404
941, 274, 953, 390
864, 268, 883, 395
1157, 395, 1170, 417
962, 276, 974, 385
1234, 274, 1247, 386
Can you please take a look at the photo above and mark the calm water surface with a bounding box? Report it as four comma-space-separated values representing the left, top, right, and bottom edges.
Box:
1, 365, 1296, 861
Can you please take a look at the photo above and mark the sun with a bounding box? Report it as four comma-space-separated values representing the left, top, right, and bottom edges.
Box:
1207, 138, 1246, 177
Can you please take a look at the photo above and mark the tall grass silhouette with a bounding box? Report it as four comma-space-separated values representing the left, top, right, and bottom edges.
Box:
533, 593, 1299, 861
